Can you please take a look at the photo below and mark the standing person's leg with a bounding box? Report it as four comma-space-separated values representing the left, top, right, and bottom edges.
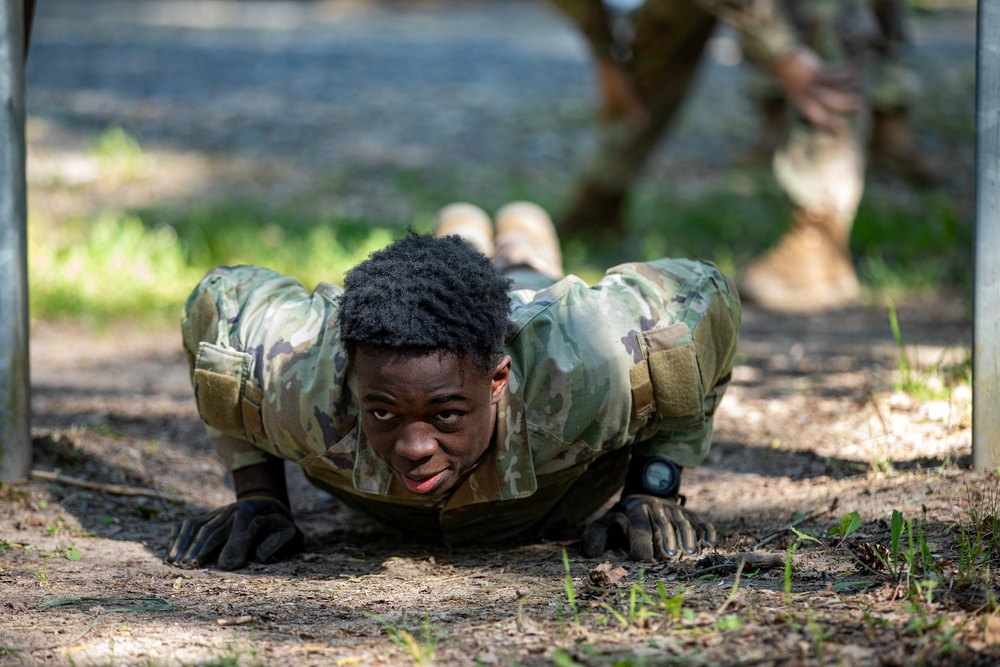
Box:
866, 0, 940, 187
554, 0, 717, 239
738, 0, 869, 312
739, 125, 865, 311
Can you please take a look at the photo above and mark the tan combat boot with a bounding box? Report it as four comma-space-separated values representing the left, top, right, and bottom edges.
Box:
738, 208, 859, 313
494, 201, 564, 282
434, 202, 494, 257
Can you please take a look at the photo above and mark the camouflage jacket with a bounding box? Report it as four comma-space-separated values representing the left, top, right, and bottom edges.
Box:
181, 259, 740, 543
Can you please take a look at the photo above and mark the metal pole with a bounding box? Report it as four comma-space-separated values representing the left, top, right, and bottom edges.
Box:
0, 0, 30, 483
975, 1, 1000, 471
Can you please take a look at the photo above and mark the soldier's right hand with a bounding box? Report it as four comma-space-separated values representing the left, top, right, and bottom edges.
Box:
165, 496, 303, 570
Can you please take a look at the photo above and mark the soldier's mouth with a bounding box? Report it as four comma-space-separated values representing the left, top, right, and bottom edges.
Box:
402, 470, 446, 494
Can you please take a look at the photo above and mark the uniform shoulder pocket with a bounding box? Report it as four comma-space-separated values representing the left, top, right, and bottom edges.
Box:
193, 342, 256, 439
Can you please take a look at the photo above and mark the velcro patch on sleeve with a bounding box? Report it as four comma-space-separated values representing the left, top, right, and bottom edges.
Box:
194, 369, 244, 435
648, 346, 702, 419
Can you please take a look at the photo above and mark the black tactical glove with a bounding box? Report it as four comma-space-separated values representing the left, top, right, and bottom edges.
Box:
166, 495, 303, 570
581, 494, 718, 562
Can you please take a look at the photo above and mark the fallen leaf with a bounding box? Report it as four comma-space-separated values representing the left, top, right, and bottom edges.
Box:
589, 562, 629, 587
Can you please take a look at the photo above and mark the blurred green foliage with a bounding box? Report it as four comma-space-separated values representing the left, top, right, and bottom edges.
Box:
27, 126, 973, 325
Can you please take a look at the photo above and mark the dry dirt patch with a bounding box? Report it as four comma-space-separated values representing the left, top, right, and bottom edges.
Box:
1, 296, 992, 666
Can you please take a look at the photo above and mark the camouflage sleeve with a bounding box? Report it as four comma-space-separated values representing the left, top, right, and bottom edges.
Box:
694, 0, 798, 65
180, 265, 313, 471
181, 265, 303, 367
603, 259, 741, 468
204, 429, 273, 472
513, 258, 740, 472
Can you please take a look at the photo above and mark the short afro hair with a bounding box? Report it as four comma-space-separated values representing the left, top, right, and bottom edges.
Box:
338, 232, 512, 375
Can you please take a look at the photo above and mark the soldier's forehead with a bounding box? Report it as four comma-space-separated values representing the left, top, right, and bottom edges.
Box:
355, 346, 485, 378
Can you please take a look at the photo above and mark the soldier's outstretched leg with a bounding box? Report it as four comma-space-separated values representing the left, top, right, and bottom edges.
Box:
494, 201, 565, 291
434, 202, 495, 258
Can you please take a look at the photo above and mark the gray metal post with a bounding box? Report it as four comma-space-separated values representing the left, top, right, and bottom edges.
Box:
975, 1, 1000, 471
0, 0, 30, 483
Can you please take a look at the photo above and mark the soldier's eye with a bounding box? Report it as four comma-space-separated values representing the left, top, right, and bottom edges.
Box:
437, 410, 464, 425
370, 409, 395, 422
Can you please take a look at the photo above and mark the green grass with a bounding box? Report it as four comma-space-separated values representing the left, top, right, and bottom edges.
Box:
26, 130, 973, 324
853, 193, 973, 296
957, 484, 1000, 589
886, 297, 973, 400
28, 205, 402, 325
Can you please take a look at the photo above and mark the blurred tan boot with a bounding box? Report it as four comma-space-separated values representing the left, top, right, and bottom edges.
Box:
434, 203, 494, 257
738, 209, 859, 313
494, 201, 564, 282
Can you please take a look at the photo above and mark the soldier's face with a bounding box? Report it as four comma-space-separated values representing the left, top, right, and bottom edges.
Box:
354, 347, 511, 498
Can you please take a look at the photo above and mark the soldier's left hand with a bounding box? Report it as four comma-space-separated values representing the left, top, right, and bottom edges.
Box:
581, 494, 717, 561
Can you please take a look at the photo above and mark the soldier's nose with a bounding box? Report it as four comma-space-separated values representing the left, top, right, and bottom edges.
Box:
395, 423, 438, 460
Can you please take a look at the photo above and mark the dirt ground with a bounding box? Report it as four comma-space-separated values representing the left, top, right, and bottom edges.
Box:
0, 295, 987, 667
2, 1, 994, 666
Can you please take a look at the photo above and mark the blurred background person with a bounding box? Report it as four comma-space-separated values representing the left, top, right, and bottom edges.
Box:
746, 0, 938, 186
548, 0, 935, 312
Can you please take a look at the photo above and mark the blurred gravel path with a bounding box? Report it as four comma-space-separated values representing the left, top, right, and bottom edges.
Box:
26, 0, 599, 219
25, 0, 975, 222
28, 1, 586, 164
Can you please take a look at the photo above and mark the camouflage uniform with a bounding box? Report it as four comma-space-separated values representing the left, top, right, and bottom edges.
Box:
551, 0, 925, 310
755, 0, 919, 114
549, 0, 902, 215
181, 259, 740, 545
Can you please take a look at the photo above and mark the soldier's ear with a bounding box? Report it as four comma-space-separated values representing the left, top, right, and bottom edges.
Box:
490, 355, 512, 404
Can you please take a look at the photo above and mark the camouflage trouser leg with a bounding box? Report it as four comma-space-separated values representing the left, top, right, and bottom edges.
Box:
744, 0, 884, 221
781, 0, 875, 221
586, 0, 719, 194
560, 0, 717, 233
747, 0, 921, 218
776, 125, 865, 225
867, 0, 921, 113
